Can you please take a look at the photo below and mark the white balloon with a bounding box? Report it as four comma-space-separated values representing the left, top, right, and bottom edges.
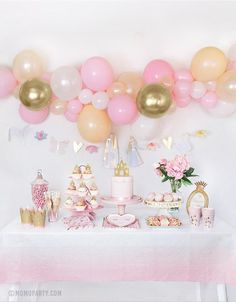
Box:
92, 91, 109, 109
206, 99, 236, 118
131, 115, 159, 141
51, 66, 82, 100
228, 44, 236, 61
79, 88, 93, 104
190, 81, 207, 99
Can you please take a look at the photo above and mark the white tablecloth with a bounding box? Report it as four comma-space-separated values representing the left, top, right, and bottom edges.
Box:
0, 205, 235, 284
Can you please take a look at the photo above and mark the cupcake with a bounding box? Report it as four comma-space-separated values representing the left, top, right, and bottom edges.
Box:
78, 182, 87, 197
64, 197, 74, 208
89, 183, 98, 197
163, 193, 173, 202
72, 165, 80, 175
83, 165, 92, 179
155, 193, 164, 202
68, 180, 76, 191
90, 197, 98, 208
75, 198, 87, 211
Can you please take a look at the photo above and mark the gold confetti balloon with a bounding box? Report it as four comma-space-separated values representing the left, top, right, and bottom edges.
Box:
19, 79, 52, 111
136, 84, 172, 118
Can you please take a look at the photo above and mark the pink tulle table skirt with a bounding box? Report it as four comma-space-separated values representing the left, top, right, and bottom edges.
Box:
0, 211, 235, 284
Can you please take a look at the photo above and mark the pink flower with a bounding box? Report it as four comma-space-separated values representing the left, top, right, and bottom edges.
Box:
159, 158, 167, 166
165, 155, 190, 180
155, 168, 163, 177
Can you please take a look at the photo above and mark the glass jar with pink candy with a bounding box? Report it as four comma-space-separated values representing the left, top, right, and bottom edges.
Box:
31, 170, 49, 209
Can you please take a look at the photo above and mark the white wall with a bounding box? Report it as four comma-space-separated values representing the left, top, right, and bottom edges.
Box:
0, 0, 236, 301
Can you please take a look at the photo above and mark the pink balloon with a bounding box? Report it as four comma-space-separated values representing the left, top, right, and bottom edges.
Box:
41, 72, 52, 83
174, 69, 193, 82
173, 80, 192, 98
227, 61, 236, 71
200, 91, 218, 109
19, 104, 49, 124
107, 95, 137, 125
143, 60, 174, 84
67, 98, 83, 114
64, 110, 78, 122
0, 67, 17, 98
81, 57, 114, 91
174, 95, 192, 108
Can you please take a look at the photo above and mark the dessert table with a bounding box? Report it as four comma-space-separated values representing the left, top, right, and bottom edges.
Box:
0, 205, 235, 302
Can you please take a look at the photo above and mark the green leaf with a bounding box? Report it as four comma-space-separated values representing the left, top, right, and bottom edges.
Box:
162, 176, 169, 182
181, 176, 192, 186
185, 167, 194, 177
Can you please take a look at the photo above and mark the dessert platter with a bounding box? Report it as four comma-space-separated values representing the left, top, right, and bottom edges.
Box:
100, 160, 142, 228
144, 192, 182, 227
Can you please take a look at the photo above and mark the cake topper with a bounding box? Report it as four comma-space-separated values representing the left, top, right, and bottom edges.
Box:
114, 160, 129, 176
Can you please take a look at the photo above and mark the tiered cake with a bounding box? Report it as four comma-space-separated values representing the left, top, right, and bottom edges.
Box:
111, 160, 133, 199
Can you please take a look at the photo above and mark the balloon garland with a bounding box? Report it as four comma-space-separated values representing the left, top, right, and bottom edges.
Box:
0, 46, 236, 143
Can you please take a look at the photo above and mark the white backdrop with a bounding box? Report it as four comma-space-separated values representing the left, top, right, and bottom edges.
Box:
0, 0, 236, 301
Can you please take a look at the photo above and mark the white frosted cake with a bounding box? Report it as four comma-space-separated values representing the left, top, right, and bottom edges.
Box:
111, 176, 133, 199
111, 160, 133, 199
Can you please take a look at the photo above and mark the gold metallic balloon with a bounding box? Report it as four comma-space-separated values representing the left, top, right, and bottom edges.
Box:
19, 79, 52, 111
136, 84, 172, 118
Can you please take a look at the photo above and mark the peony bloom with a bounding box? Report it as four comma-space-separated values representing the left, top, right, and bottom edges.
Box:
155, 168, 163, 177
159, 158, 167, 166
166, 160, 184, 180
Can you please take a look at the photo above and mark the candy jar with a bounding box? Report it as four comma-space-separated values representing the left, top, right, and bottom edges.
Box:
31, 170, 49, 209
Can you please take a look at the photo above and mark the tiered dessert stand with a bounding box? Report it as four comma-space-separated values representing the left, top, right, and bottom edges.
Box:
144, 194, 182, 227
63, 165, 101, 229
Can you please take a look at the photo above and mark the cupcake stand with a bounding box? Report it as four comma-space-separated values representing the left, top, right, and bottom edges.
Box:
63, 166, 102, 229
100, 195, 143, 228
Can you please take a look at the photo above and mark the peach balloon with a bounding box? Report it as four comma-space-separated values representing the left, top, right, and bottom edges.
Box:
13, 50, 44, 82
77, 105, 111, 143
118, 72, 143, 97
191, 47, 227, 81
50, 99, 68, 115
216, 70, 236, 102
107, 81, 126, 98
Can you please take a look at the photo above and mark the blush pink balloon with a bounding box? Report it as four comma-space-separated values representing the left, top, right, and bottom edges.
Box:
174, 95, 192, 108
143, 60, 174, 84
227, 61, 236, 71
19, 104, 49, 124
173, 80, 192, 98
0, 67, 17, 98
174, 69, 193, 82
67, 98, 83, 114
41, 72, 52, 83
64, 110, 78, 122
107, 95, 137, 125
200, 91, 218, 109
81, 57, 114, 91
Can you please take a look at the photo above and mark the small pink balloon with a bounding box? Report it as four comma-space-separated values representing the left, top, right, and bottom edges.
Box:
143, 60, 174, 84
41, 72, 52, 83
64, 110, 78, 123
19, 104, 49, 124
174, 95, 192, 108
67, 98, 83, 114
173, 80, 192, 98
0, 66, 17, 98
81, 57, 114, 91
227, 61, 236, 71
174, 69, 193, 82
200, 91, 218, 109
107, 95, 137, 125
